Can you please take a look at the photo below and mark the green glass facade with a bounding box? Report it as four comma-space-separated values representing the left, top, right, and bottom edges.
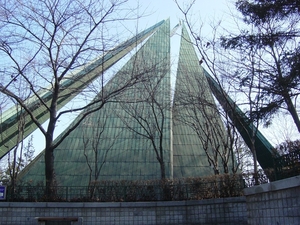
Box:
0, 20, 164, 159
20, 19, 171, 186
15, 20, 269, 186
172, 25, 228, 177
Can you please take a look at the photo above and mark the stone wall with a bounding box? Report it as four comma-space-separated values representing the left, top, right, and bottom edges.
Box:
1, 176, 299, 225
0, 197, 247, 225
244, 175, 300, 225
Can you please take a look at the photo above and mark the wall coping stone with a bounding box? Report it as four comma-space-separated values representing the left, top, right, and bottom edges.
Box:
243, 175, 300, 196
0, 196, 246, 208
120, 201, 157, 207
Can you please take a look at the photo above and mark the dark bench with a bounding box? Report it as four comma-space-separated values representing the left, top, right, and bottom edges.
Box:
36, 217, 78, 222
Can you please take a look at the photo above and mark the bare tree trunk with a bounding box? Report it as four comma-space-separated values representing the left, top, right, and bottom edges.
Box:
250, 140, 259, 185
160, 160, 166, 179
283, 93, 300, 133
45, 147, 55, 197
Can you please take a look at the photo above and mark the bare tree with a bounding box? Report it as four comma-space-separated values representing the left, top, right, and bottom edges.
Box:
169, 2, 240, 175
174, 0, 278, 180
0, 0, 144, 197
0, 99, 34, 195
82, 116, 121, 198
173, 64, 240, 175
6, 135, 35, 192
267, 113, 300, 145
6, 105, 26, 192
1, 139, 34, 189
118, 63, 170, 179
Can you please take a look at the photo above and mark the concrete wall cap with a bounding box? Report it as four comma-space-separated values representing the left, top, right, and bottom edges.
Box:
244, 176, 300, 195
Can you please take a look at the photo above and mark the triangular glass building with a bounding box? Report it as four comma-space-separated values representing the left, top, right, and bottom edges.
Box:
172, 25, 227, 177
17, 19, 243, 186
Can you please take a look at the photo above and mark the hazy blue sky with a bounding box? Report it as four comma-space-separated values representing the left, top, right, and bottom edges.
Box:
125, 0, 236, 34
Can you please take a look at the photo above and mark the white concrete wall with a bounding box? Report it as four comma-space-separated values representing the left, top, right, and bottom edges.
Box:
244, 176, 300, 225
0, 197, 247, 225
1, 176, 299, 225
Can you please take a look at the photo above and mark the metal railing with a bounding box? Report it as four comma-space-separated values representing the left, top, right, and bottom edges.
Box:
274, 149, 300, 180
5, 175, 245, 202
4, 150, 300, 202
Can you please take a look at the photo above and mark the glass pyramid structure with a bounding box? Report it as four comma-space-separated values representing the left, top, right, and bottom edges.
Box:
18, 20, 233, 186
172, 25, 228, 177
